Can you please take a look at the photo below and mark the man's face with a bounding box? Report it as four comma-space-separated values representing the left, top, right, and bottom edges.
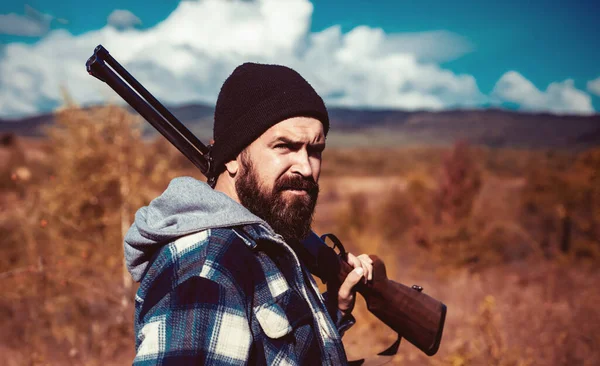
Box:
234, 116, 325, 244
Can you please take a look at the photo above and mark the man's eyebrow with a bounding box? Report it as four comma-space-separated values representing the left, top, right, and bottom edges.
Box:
272, 136, 298, 144
310, 141, 326, 151
271, 136, 305, 147
271, 137, 325, 149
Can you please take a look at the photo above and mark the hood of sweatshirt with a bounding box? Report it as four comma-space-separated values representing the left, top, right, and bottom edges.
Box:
124, 176, 267, 282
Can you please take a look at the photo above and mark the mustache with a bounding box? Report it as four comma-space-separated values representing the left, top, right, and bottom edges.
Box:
275, 175, 319, 194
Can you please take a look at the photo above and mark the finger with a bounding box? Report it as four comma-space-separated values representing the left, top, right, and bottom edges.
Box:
346, 253, 371, 283
362, 262, 373, 283
357, 255, 373, 282
338, 267, 364, 301
357, 254, 373, 264
346, 252, 362, 269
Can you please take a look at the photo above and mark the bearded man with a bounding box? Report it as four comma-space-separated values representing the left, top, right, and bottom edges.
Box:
124, 62, 373, 365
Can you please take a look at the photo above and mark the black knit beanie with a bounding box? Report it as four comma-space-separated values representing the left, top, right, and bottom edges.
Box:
210, 62, 329, 176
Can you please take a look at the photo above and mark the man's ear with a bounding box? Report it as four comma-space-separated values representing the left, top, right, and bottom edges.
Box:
224, 159, 239, 176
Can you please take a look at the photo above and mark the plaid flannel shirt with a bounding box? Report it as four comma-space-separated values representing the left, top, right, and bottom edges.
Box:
132, 223, 349, 365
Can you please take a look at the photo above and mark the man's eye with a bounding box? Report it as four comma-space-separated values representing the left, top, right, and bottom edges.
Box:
275, 144, 290, 149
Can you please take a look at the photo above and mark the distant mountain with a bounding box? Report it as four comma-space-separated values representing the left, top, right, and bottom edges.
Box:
1, 103, 599, 149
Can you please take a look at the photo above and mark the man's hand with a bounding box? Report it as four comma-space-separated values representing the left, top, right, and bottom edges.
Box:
338, 253, 373, 317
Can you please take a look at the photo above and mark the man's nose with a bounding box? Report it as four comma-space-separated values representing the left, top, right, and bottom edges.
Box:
291, 149, 313, 178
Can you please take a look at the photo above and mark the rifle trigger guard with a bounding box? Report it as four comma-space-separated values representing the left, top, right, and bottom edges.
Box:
320, 233, 348, 262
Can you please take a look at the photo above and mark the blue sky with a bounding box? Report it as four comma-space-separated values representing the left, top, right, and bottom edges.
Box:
1, 0, 599, 118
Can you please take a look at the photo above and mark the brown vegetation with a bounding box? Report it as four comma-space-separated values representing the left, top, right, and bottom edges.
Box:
1, 106, 599, 365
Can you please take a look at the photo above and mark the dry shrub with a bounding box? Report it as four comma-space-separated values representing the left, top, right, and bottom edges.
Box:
444, 176, 539, 269
470, 221, 539, 268
425, 219, 540, 272
470, 176, 525, 229
520, 147, 600, 260
334, 188, 417, 246
0, 134, 42, 197
325, 145, 600, 365
439, 295, 531, 366
570, 148, 600, 243
0, 105, 189, 365
0, 216, 29, 270
335, 192, 371, 235
435, 141, 482, 224
321, 146, 445, 177
405, 171, 437, 219
374, 188, 417, 241
426, 261, 600, 366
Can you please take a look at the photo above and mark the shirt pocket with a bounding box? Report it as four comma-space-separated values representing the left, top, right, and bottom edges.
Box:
254, 289, 313, 339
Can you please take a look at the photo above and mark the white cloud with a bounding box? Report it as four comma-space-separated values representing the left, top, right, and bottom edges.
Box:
587, 77, 600, 97
0, 0, 526, 119
107, 10, 142, 30
492, 71, 594, 115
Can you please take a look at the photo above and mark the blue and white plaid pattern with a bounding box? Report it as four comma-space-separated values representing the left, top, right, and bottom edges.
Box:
133, 224, 348, 365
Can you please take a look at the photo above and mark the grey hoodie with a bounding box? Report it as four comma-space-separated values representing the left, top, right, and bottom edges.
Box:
124, 176, 266, 282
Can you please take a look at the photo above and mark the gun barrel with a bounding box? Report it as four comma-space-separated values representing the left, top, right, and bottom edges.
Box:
85, 45, 212, 175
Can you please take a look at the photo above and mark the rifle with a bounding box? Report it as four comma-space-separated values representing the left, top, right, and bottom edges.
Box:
85, 45, 446, 359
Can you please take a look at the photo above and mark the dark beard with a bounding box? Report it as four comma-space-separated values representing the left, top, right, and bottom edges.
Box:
235, 154, 319, 244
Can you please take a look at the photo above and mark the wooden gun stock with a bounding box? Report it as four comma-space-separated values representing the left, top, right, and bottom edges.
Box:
85, 44, 446, 357
306, 232, 446, 356
343, 256, 445, 355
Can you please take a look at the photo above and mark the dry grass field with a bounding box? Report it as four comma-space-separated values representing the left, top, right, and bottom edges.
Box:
1, 106, 598, 365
